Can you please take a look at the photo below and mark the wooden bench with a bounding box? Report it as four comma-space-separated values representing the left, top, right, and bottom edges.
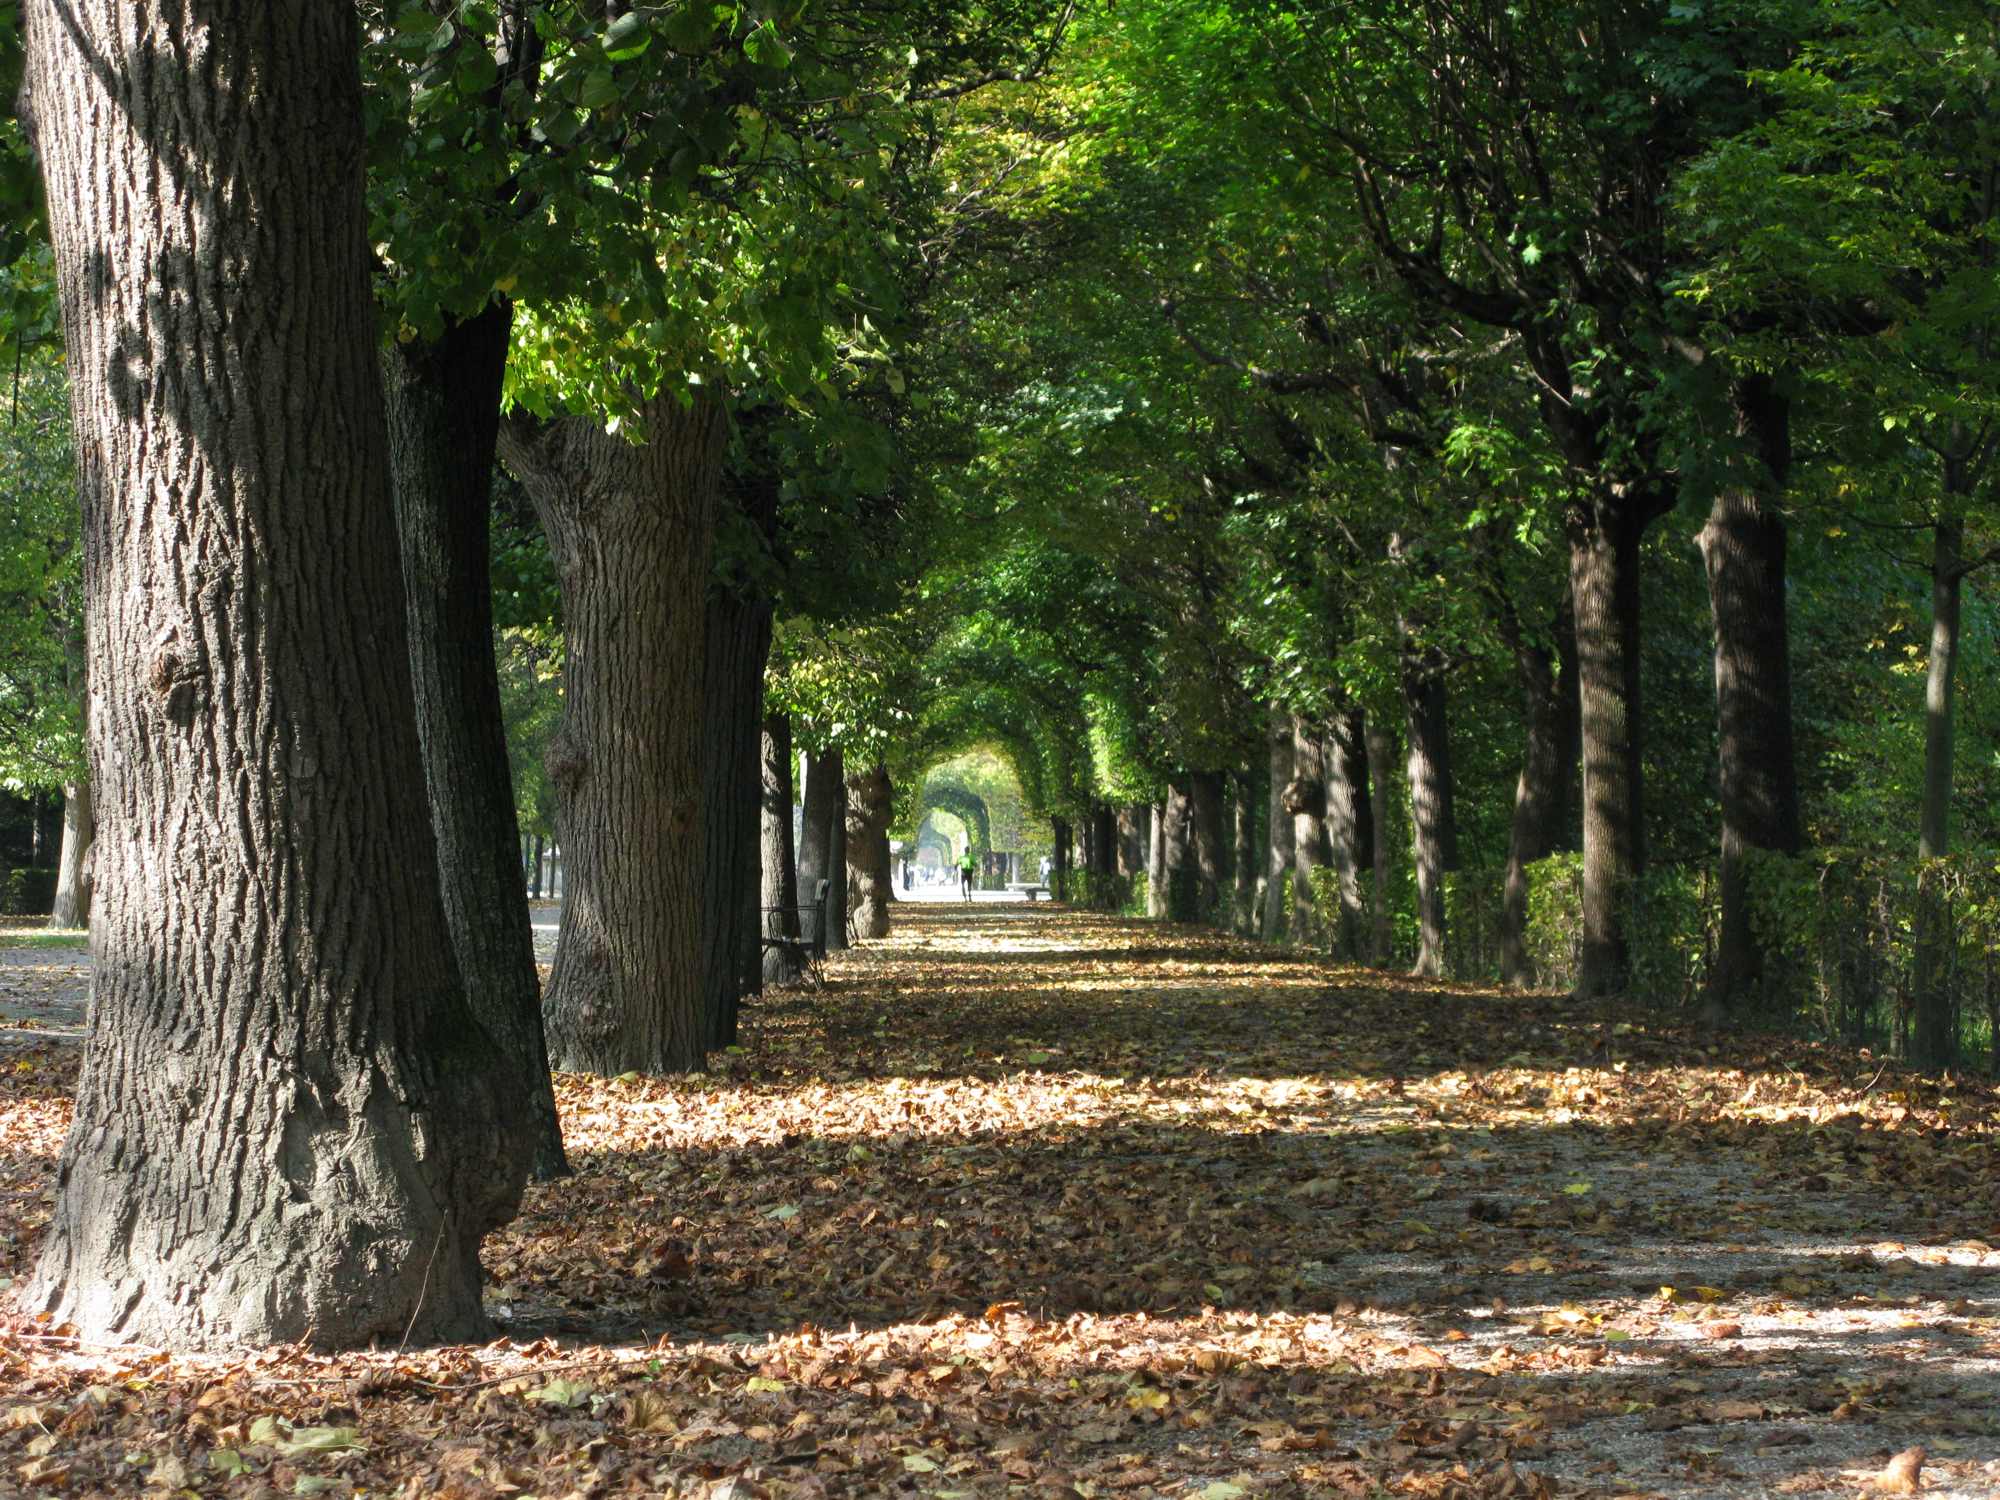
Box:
762, 878, 830, 983
1007, 882, 1051, 901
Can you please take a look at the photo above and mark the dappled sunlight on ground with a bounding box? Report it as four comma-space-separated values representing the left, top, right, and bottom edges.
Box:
1, 903, 1998, 1495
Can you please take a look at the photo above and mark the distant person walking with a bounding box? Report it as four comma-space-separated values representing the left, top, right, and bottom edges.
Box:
959, 849, 977, 901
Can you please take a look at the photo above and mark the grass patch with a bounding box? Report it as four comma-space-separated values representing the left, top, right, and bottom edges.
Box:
0, 925, 87, 949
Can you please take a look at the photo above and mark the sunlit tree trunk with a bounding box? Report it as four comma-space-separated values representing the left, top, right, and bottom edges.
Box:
48, 778, 92, 930
761, 715, 801, 983
22, 0, 523, 1347
1404, 663, 1457, 979
1146, 800, 1168, 917
846, 762, 893, 938
1189, 769, 1226, 921
798, 746, 840, 950
498, 396, 726, 1074
1913, 505, 1969, 1067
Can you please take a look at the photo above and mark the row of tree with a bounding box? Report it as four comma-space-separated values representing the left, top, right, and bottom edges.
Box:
807, 0, 2000, 1075
0, 0, 1070, 1349
6, 0, 1998, 1356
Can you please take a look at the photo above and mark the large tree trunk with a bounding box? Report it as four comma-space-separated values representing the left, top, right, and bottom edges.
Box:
1052, 816, 1074, 900
1290, 719, 1328, 943
20, 0, 523, 1347
1231, 770, 1258, 934
1116, 806, 1146, 878
1913, 512, 1967, 1067
48, 778, 92, 930
1146, 800, 1169, 918
699, 579, 774, 1049
761, 716, 801, 983
1091, 804, 1117, 903
1325, 711, 1369, 959
1404, 663, 1457, 979
1364, 716, 1399, 965
1500, 604, 1577, 987
498, 396, 726, 1075
1920, 518, 1964, 866
1700, 377, 1800, 1017
846, 763, 893, 939
826, 748, 850, 949
1162, 781, 1198, 920
1261, 707, 1295, 941
1189, 770, 1227, 922
383, 301, 567, 1180
798, 747, 841, 949
1569, 500, 1649, 997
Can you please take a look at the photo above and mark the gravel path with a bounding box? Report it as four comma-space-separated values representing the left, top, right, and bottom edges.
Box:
0, 902, 562, 1047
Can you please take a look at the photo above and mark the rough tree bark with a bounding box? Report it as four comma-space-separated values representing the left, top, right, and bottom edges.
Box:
1189, 770, 1227, 922
826, 748, 850, 949
1499, 602, 1579, 987
48, 779, 92, 930
1090, 803, 1117, 907
1231, 771, 1258, 934
1699, 376, 1800, 1017
497, 395, 726, 1075
1325, 711, 1369, 960
1261, 707, 1295, 942
761, 716, 801, 983
699, 574, 773, 1049
20, 0, 524, 1347
383, 302, 567, 1179
798, 747, 841, 948
1569, 498, 1652, 997
1403, 661, 1458, 979
1052, 816, 1074, 901
1146, 800, 1169, 918
1365, 716, 1399, 966
846, 763, 893, 939
1116, 806, 1146, 879
1162, 782, 1197, 921
1914, 507, 1969, 1068
1289, 719, 1328, 943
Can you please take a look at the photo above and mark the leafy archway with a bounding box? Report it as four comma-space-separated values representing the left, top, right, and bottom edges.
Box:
919, 782, 991, 856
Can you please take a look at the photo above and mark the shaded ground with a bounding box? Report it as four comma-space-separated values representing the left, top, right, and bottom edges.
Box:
2, 904, 1997, 1497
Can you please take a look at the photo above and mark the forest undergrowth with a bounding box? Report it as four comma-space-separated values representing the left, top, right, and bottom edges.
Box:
1, 904, 1997, 1498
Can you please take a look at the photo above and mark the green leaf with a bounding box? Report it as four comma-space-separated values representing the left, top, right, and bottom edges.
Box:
526, 1378, 594, 1408
604, 12, 652, 61
577, 67, 620, 112
276, 1425, 364, 1457
744, 22, 793, 68
455, 47, 499, 95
